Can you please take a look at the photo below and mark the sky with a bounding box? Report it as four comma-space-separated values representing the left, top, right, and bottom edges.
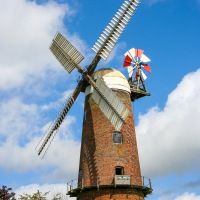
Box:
0, 0, 200, 199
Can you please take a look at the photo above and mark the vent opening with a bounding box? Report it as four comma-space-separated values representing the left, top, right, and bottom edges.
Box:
115, 166, 124, 175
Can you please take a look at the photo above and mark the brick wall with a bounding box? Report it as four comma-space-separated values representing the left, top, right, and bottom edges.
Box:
77, 74, 144, 200
77, 188, 144, 200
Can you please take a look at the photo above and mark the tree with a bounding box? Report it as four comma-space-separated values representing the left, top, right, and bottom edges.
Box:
52, 193, 62, 200
1, 187, 64, 200
18, 190, 49, 200
0, 185, 16, 200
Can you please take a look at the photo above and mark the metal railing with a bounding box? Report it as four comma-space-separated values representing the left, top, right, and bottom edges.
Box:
67, 176, 152, 193
142, 176, 152, 189
67, 179, 78, 193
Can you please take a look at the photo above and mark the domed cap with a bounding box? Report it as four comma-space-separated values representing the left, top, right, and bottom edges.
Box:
85, 68, 130, 96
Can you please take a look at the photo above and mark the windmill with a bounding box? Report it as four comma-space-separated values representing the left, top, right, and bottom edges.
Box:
123, 48, 151, 101
37, 0, 153, 199
37, 0, 140, 157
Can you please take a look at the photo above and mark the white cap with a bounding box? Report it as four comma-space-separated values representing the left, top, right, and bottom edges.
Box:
85, 68, 130, 96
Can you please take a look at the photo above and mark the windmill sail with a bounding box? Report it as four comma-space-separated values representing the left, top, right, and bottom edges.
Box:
37, 94, 75, 157
91, 77, 130, 131
50, 32, 84, 73
36, 80, 84, 156
92, 0, 140, 61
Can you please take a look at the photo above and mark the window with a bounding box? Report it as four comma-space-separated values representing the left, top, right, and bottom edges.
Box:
115, 166, 124, 175
113, 131, 122, 143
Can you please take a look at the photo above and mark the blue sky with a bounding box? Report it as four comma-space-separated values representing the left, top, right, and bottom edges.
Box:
0, 0, 200, 199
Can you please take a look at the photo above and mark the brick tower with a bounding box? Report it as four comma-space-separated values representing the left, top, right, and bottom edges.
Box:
68, 68, 152, 199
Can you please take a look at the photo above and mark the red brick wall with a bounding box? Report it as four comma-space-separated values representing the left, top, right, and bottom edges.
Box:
77, 189, 144, 200
77, 85, 143, 199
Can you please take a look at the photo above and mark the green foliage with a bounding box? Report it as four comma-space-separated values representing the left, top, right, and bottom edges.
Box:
18, 190, 49, 200
51, 193, 62, 200
1, 186, 65, 200
0, 185, 16, 200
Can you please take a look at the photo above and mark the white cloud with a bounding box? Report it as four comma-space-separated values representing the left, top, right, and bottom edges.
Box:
0, 129, 80, 174
175, 192, 200, 200
137, 69, 200, 178
14, 183, 73, 200
0, 0, 72, 90
0, 95, 80, 182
